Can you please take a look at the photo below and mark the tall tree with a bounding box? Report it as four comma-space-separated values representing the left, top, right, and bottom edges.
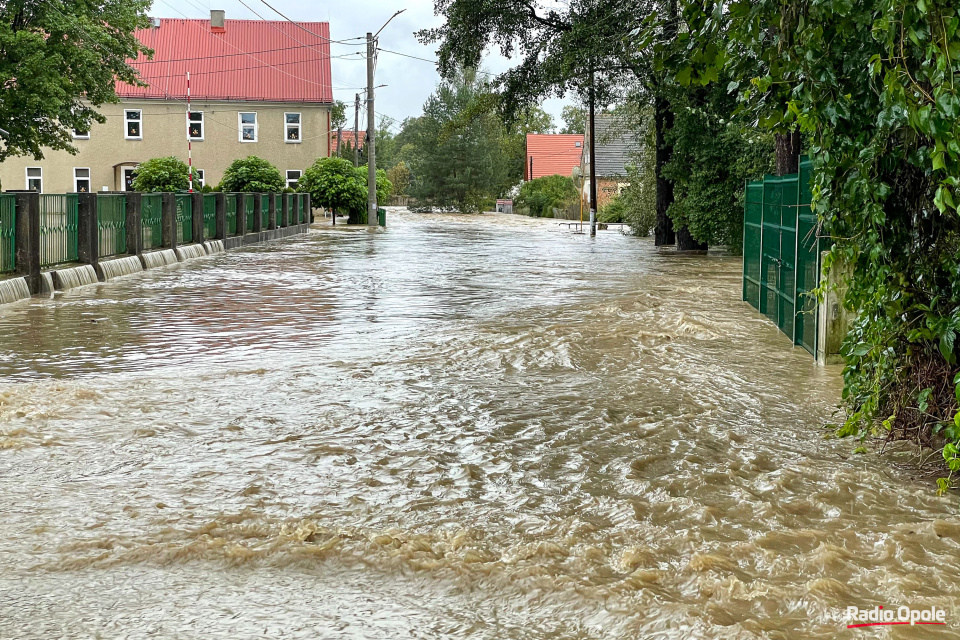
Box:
559, 104, 586, 134
0, 0, 151, 160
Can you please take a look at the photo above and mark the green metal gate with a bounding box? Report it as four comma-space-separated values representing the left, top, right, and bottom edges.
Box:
0, 195, 15, 273
175, 194, 192, 243
743, 157, 821, 355
203, 194, 216, 239
226, 194, 238, 235
141, 194, 163, 249
97, 194, 127, 257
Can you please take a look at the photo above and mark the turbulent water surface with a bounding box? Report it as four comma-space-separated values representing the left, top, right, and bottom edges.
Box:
1, 211, 958, 639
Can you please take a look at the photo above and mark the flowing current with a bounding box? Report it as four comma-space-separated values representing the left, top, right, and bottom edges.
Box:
1, 212, 958, 639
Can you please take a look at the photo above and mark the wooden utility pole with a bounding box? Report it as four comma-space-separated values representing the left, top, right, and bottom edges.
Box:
588, 66, 597, 237
354, 93, 361, 168
366, 32, 377, 227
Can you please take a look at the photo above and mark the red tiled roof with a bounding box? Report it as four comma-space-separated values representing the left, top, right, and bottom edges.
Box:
117, 19, 333, 103
525, 134, 584, 180
331, 130, 366, 153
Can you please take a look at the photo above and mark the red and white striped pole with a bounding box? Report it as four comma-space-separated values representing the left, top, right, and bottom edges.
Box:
186, 71, 193, 193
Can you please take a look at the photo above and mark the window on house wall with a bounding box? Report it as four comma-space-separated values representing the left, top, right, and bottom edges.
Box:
26, 167, 42, 192
285, 112, 301, 142
124, 109, 142, 139
239, 112, 257, 142
286, 170, 301, 190
187, 111, 204, 140
73, 168, 91, 193
194, 169, 205, 188
73, 127, 90, 140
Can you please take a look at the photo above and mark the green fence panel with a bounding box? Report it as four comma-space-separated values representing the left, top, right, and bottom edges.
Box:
261, 194, 270, 228
175, 194, 192, 244
97, 194, 127, 257
283, 194, 292, 227
141, 193, 163, 250
0, 195, 15, 273
298, 195, 305, 223
38, 194, 79, 267
795, 158, 820, 355
203, 194, 216, 239
226, 193, 238, 236
743, 155, 819, 356
245, 194, 255, 231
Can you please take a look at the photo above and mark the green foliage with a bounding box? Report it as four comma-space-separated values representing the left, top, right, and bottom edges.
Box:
0, 0, 151, 161
516, 175, 578, 218
598, 197, 625, 223
360, 165, 393, 205
559, 104, 586, 135
221, 156, 284, 193
668, 0, 960, 483
663, 85, 775, 252
130, 156, 203, 192
403, 68, 516, 212
331, 100, 347, 130
298, 157, 366, 217
387, 161, 411, 197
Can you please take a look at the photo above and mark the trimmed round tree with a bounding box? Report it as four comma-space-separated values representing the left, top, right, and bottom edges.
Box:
298, 157, 366, 221
130, 156, 204, 192
221, 155, 284, 192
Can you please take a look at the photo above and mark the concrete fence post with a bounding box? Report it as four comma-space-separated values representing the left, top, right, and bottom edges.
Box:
215, 192, 226, 240
191, 192, 203, 244
253, 193, 263, 234
236, 194, 247, 237
77, 192, 99, 270
268, 193, 277, 231
13, 192, 40, 293
161, 192, 177, 251
125, 192, 142, 257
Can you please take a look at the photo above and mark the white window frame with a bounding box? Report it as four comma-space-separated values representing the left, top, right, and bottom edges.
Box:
124, 109, 143, 140
73, 167, 91, 193
25, 167, 42, 193
284, 112, 301, 143
194, 169, 205, 188
286, 169, 301, 190
187, 111, 204, 141
72, 127, 90, 140
238, 112, 258, 142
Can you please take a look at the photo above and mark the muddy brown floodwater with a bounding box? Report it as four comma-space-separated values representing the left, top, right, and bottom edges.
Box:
1, 211, 958, 639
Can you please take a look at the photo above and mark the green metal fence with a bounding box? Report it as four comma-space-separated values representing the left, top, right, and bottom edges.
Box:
97, 194, 126, 258
245, 194, 255, 231
743, 156, 821, 355
283, 194, 292, 227
141, 193, 163, 249
97, 194, 127, 257
0, 195, 15, 273
203, 194, 216, 239
226, 194, 238, 235
297, 195, 305, 223
38, 194, 79, 267
261, 194, 270, 228
175, 194, 192, 244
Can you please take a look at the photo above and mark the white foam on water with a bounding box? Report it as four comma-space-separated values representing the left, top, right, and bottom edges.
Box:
141, 249, 178, 269
0, 277, 31, 305
52, 264, 99, 290
205, 240, 225, 254
175, 244, 208, 262
99, 256, 144, 281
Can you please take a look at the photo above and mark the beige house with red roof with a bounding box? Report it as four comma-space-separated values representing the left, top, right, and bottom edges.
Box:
0, 11, 334, 193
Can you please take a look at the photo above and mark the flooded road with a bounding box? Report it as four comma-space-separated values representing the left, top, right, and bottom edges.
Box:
1, 211, 958, 639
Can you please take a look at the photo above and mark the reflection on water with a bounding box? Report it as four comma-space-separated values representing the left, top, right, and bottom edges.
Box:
0, 211, 957, 639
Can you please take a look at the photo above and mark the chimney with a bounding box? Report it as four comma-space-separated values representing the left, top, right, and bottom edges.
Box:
210, 10, 225, 31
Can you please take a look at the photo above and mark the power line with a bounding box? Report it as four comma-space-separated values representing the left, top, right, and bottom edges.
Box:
253, 0, 365, 46
135, 44, 365, 65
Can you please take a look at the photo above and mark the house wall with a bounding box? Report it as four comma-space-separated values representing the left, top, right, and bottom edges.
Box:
0, 99, 331, 193
597, 177, 629, 210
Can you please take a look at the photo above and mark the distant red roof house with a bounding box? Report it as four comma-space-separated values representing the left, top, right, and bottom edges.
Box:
525, 134, 584, 180
116, 17, 333, 103
331, 130, 366, 154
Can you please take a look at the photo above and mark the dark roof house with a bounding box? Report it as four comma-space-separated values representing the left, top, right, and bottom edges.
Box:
583, 114, 640, 178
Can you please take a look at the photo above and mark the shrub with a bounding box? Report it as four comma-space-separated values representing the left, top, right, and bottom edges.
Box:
598, 197, 625, 223
516, 175, 578, 218
221, 156, 284, 192
298, 157, 366, 219
130, 156, 204, 192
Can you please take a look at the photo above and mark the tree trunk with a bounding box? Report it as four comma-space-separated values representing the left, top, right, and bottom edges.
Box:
775, 129, 802, 175
676, 225, 707, 252
654, 93, 676, 247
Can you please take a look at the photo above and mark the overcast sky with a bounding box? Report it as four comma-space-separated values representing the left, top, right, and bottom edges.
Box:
152, 0, 571, 132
